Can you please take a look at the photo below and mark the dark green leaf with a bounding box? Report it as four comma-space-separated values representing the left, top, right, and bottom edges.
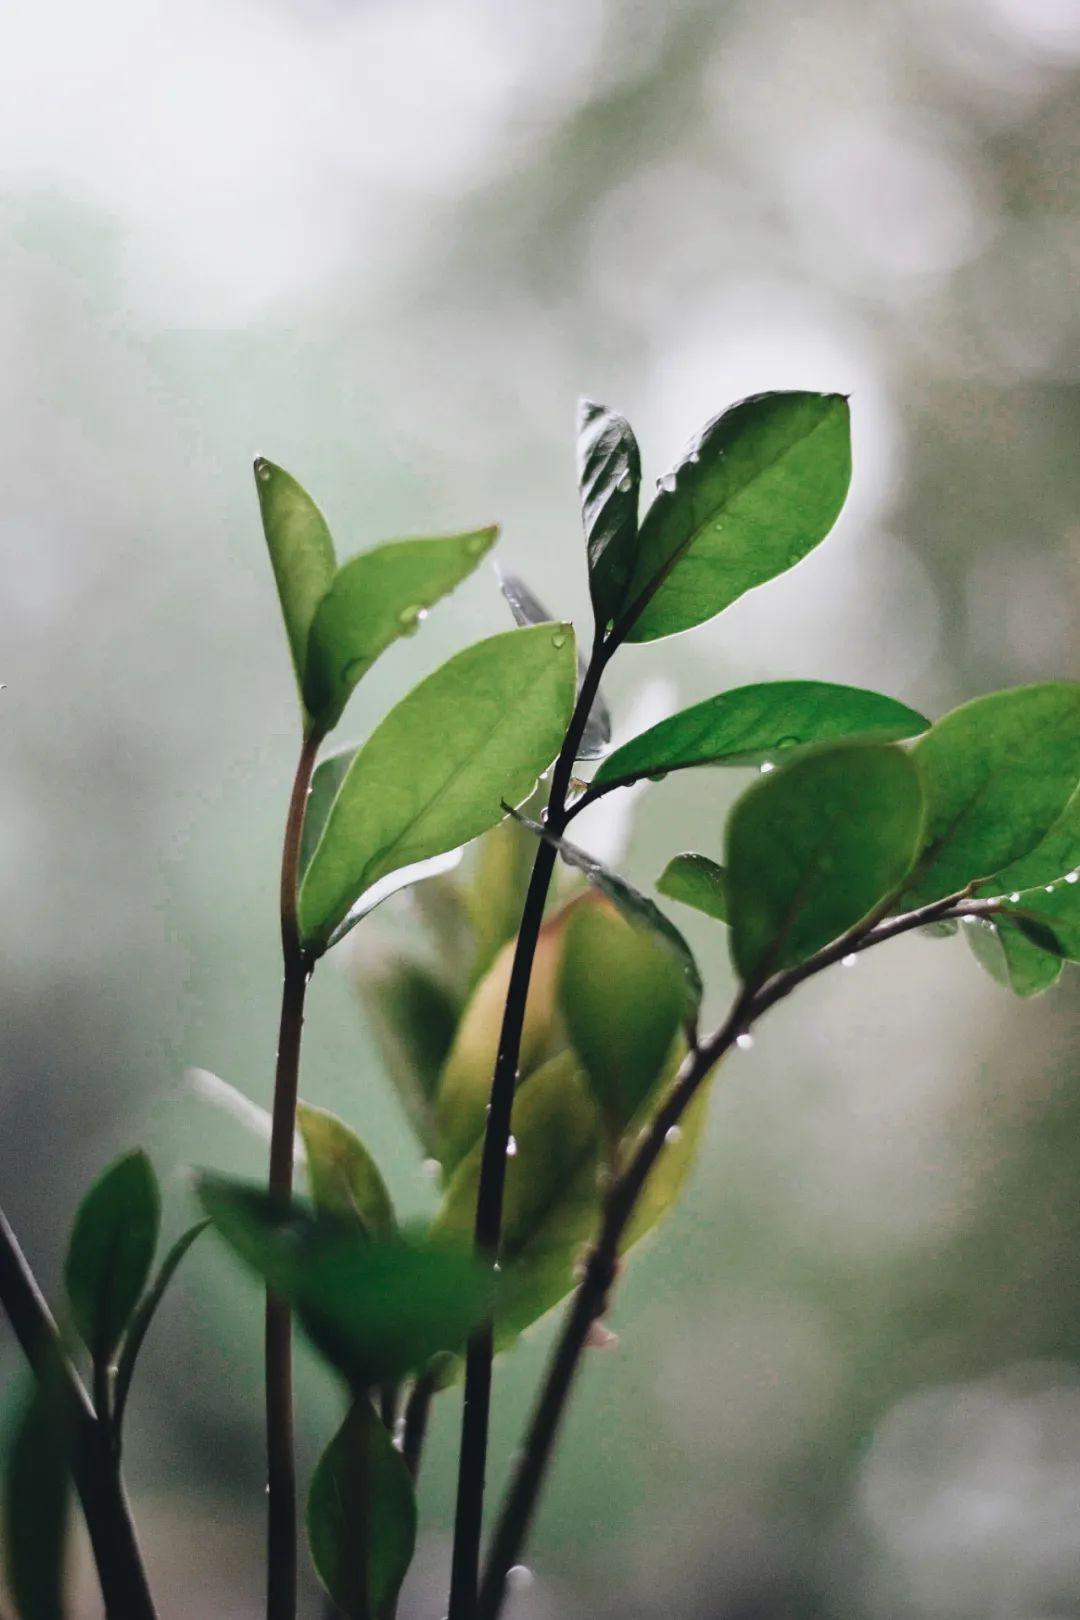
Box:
301, 746, 357, 881
559, 896, 684, 1131
113, 1219, 209, 1432
576, 399, 641, 629
1001, 881, 1080, 964
510, 812, 703, 1013
352, 945, 460, 1155
495, 569, 610, 758
307, 1399, 417, 1620
431, 1051, 601, 1344
254, 458, 336, 710
966, 914, 1064, 997
197, 1178, 493, 1387
64, 1150, 160, 1366
297, 1104, 395, 1234
592, 680, 928, 790
622, 392, 851, 643
4, 1371, 72, 1620
303, 529, 498, 730
299, 626, 577, 954
657, 853, 729, 923
726, 744, 925, 983
906, 683, 1080, 906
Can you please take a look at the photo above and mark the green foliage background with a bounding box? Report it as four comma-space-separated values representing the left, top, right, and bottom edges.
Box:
1, 2, 1078, 1615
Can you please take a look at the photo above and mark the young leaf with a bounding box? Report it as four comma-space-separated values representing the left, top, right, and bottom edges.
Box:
435, 905, 571, 1175
299, 626, 577, 954
254, 458, 336, 706
905, 683, 1080, 906
301, 745, 357, 880
302, 529, 498, 731
113, 1219, 209, 1432
197, 1178, 493, 1387
307, 1399, 417, 1620
657, 853, 730, 923
64, 1150, 161, 1367
510, 812, 703, 1013
495, 568, 610, 758
297, 1104, 395, 1234
576, 399, 641, 629
4, 1372, 72, 1620
726, 744, 925, 983
621, 392, 851, 643
351, 945, 460, 1155
325, 847, 466, 951
559, 896, 684, 1131
431, 1051, 601, 1344
592, 680, 928, 791
965, 915, 1063, 998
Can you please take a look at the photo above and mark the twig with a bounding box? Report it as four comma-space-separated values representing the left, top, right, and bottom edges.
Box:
400, 1372, 436, 1482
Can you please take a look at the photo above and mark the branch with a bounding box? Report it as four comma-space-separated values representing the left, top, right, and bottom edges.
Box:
477, 887, 997, 1617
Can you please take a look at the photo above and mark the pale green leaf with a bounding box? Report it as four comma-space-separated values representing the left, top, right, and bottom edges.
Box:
297, 1104, 395, 1234
657, 853, 729, 923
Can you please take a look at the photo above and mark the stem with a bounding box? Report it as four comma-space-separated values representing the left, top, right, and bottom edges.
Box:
0, 1210, 158, 1620
400, 1372, 435, 1482
265, 728, 321, 1620
447, 634, 610, 1620
478, 889, 998, 1617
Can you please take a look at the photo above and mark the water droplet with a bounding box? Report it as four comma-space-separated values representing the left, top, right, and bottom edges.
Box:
1009, 892, 1021, 903
1066, 871, 1079, 884
393, 1417, 406, 1445
713, 521, 724, 532
551, 631, 568, 649
256, 461, 271, 482
657, 472, 677, 494
688, 450, 701, 465
493, 1261, 502, 1274
397, 604, 427, 635
736, 1032, 754, 1051
841, 953, 858, 968
506, 1135, 518, 1158
648, 771, 668, 784
421, 1158, 440, 1181
776, 735, 799, 749
617, 473, 633, 493
960, 915, 977, 925
465, 533, 489, 556
759, 761, 776, 774
507, 1565, 534, 1591
1045, 884, 1055, 892
664, 1125, 682, 1145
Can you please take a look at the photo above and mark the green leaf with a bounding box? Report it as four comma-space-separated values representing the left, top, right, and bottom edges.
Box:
64, 1150, 161, 1366
620, 1058, 711, 1253
197, 1178, 493, 1387
1002, 882, 1080, 963
302, 529, 498, 731
592, 680, 928, 790
4, 1371, 72, 1620
576, 399, 641, 629
977, 783, 1080, 898
965, 915, 1063, 998
301, 745, 357, 881
352, 946, 460, 1155
307, 1399, 417, 1620
113, 1219, 209, 1432
254, 458, 337, 709
559, 896, 684, 1131
464, 813, 538, 985
657, 853, 729, 923
431, 1051, 601, 1344
297, 1104, 395, 1234
622, 392, 851, 643
299, 626, 577, 954
495, 569, 610, 758
324, 848, 466, 952
905, 683, 1080, 906
510, 813, 703, 1014
726, 744, 925, 983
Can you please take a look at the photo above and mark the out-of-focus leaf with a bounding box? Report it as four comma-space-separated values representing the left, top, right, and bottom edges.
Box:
307, 1399, 417, 1620
622, 393, 851, 643
592, 680, 928, 790
113, 1219, 209, 1431
559, 896, 684, 1132
352, 946, 459, 1155
657, 853, 730, 923
511, 812, 703, 1014
303, 529, 497, 730
495, 568, 610, 758
64, 1150, 160, 1367
4, 1370, 72, 1620
431, 1052, 601, 1344
905, 683, 1080, 906
965, 915, 1063, 998
297, 1104, 395, 1234
435, 904, 572, 1175
299, 626, 577, 953
726, 745, 925, 983
464, 814, 537, 986
254, 458, 336, 711
197, 1178, 492, 1387
576, 399, 641, 630
620, 1053, 711, 1253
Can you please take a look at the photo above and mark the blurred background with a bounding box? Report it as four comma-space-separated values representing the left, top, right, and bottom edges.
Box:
1, 0, 1078, 1615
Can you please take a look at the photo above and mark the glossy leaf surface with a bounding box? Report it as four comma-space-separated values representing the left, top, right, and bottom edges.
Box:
623, 392, 851, 642
576, 399, 641, 627
299, 626, 577, 952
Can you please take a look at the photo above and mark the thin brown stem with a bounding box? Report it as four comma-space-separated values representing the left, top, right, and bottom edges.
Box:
400, 1372, 436, 1482
477, 888, 998, 1618
265, 726, 321, 1620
